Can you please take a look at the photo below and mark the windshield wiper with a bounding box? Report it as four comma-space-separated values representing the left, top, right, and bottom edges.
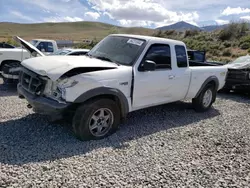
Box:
93, 55, 120, 66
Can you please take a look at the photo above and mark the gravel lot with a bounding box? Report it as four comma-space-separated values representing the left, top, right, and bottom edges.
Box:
1, 78, 250, 188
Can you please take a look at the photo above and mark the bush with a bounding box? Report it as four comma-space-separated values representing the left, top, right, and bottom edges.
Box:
6, 37, 20, 47
184, 30, 199, 38
248, 49, 250, 53
218, 22, 249, 41
164, 30, 176, 36
223, 41, 231, 48
222, 49, 232, 57
153, 30, 163, 37
74, 38, 99, 49
209, 49, 220, 56
240, 42, 250, 50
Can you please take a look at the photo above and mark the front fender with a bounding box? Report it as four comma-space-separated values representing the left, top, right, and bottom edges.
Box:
74, 87, 129, 118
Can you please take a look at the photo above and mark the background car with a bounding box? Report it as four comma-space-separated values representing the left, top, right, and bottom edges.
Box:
0, 42, 16, 48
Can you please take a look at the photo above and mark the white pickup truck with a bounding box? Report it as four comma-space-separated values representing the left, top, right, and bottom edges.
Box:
17, 34, 228, 141
0, 37, 58, 82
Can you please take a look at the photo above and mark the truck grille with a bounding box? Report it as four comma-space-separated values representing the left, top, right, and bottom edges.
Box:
19, 68, 46, 95
226, 69, 249, 80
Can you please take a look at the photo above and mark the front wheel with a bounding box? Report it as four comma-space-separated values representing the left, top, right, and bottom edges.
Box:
192, 84, 216, 112
72, 98, 121, 141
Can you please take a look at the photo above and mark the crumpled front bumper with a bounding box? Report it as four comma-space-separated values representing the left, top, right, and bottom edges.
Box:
224, 80, 250, 91
17, 83, 71, 117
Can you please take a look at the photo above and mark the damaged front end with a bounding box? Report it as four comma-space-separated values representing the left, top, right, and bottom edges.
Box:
17, 67, 72, 120
17, 65, 117, 120
224, 68, 250, 92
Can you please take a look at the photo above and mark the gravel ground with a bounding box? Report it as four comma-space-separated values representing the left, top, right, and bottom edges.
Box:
1, 78, 250, 188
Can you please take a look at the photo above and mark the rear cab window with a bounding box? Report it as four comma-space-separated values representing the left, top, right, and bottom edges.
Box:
37, 42, 54, 53
175, 45, 188, 68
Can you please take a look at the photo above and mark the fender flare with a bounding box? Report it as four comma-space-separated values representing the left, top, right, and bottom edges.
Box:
74, 87, 129, 118
195, 76, 219, 99
0, 60, 21, 70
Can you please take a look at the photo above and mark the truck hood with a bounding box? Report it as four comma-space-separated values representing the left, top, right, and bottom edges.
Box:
225, 62, 250, 69
14, 36, 45, 57
21, 55, 119, 81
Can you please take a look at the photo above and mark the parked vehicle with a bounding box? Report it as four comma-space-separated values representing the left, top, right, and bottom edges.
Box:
0, 42, 16, 49
222, 55, 250, 92
50, 48, 90, 56
0, 37, 59, 83
17, 34, 228, 141
187, 49, 224, 66
0, 37, 88, 83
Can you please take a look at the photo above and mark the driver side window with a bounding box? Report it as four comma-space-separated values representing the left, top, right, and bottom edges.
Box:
143, 44, 172, 70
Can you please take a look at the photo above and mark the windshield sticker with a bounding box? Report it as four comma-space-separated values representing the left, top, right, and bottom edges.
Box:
127, 39, 144, 46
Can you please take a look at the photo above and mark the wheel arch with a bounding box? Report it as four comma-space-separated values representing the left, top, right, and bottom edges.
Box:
73, 87, 129, 119
0, 59, 21, 70
194, 76, 219, 100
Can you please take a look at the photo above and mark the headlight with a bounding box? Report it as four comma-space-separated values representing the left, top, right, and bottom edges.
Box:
57, 78, 78, 89
57, 78, 78, 100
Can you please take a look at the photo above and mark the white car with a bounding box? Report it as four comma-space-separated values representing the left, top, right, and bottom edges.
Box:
0, 37, 88, 83
0, 37, 58, 82
18, 34, 228, 141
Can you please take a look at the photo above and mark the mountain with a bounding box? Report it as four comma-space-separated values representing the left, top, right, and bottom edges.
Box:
157, 21, 201, 31
157, 21, 250, 32
201, 24, 229, 32
0, 21, 155, 41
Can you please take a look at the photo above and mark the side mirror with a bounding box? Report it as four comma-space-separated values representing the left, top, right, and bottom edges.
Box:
41, 48, 45, 52
140, 60, 156, 71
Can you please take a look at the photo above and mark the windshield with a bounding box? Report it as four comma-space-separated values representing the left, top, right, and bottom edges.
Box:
229, 55, 250, 64
50, 49, 71, 55
88, 36, 146, 66
29, 40, 38, 46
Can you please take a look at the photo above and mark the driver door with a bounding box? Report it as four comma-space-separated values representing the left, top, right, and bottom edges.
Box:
132, 43, 177, 110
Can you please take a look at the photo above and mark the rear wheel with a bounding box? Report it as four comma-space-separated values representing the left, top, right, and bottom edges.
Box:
72, 98, 121, 141
192, 84, 216, 112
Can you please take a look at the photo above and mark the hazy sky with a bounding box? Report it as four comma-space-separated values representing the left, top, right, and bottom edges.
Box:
0, 0, 250, 28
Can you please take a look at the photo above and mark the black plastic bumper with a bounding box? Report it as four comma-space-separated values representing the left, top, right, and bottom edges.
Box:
17, 83, 71, 117
224, 80, 250, 91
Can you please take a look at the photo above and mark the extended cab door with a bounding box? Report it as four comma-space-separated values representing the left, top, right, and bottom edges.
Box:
132, 43, 191, 110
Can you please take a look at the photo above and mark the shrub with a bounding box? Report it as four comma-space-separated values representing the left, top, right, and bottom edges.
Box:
223, 41, 231, 48
6, 37, 20, 47
209, 49, 220, 56
239, 35, 250, 45
184, 30, 199, 38
218, 22, 248, 41
248, 49, 250, 53
240, 42, 250, 50
153, 30, 163, 37
164, 30, 176, 36
222, 49, 232, 57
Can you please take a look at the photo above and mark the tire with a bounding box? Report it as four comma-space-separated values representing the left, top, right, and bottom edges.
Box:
192, 84, 216, 112
72, 98, 121, 141
1, 63, 19, 84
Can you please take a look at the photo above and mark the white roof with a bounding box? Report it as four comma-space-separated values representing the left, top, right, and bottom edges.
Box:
32, 39, 55, 42
109, 34, 185, 46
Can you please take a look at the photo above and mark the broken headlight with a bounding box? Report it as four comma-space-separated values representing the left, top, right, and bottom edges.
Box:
57, 78, 78, 89
57, 78, 78, 100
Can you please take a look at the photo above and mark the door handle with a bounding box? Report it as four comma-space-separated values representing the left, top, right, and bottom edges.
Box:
169, 75, 175, 79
